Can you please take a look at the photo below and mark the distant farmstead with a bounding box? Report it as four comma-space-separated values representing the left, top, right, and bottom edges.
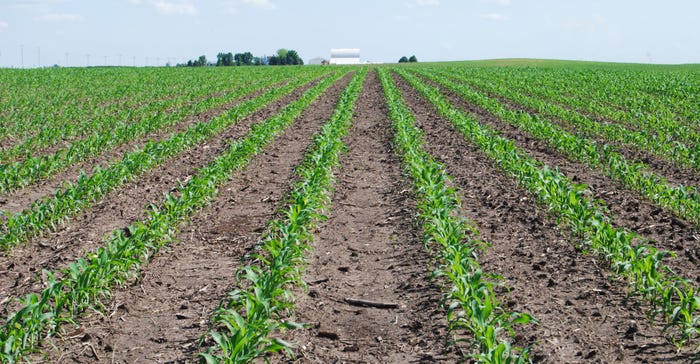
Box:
330, 48, 360, 65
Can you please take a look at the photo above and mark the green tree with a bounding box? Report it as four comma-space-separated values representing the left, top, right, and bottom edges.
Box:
286, 50, 303, 65
409, 55, 418, 62
276, 48, 289, 65
234, 52, 254, 66
217, 52, 233, 66
398, 56, 409, 63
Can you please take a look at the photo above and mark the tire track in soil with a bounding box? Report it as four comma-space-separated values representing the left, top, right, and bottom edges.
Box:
0, 81, 280, 216
413, 75, 700, 285
36, 73, 354, 363
283, 71, 460, 364
393, 74, 698, 363
473, 82, 700, 190
0, 79, 321, 312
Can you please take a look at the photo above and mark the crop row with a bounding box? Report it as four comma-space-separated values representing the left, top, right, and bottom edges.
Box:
472, 68, 700, 148
0, 68, 292, 146
395, 68, 700, 349
459, 66, 699, 133
201, 68, 367, 363
455, 68, 700, 172
0, 71, 329, 251
378, 68, 536, 362
412, 68, 700, 227
0, 71, 248, 164
0, 70, 347, 362
0, 68, 333, 193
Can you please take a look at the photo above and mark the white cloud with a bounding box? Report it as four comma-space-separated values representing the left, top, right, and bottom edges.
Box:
481, 13, 508, 22
129, 0, 197, 15
406, 0, 439, 7
0, 20, 8, 30
242, 0, 277, 11
35, 13, 84, 22
150, 0, 197, 15
481, 0, 511, 6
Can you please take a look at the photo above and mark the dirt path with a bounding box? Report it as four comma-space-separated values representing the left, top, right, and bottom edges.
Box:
0, 80, 319, 309
394, 73, 698, 363
37, 73, 353, 363
411, 75, 700, 285
283, 70, 460, 363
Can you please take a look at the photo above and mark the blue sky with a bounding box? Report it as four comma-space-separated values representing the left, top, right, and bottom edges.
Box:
0, 0, 698, 67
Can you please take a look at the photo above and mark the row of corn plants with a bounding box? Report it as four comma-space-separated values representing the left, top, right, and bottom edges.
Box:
200, 68, 367, 364
0, 69, 347, 363
0, 71, 245, 164
453, 68, 700, 172
469, 67, 700, 147
0, 67, 284, 147
0, 71, 330, 251
0, 68, 329, 193
396, 68, 700, 349
378, 68, 536, 363
459, 65, 699, 133
414, 68, 700, 227
0, 68, 147, 142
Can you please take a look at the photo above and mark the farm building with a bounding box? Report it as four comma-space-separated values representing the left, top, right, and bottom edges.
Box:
307, 57, 328, 65
329, 48, 360, 65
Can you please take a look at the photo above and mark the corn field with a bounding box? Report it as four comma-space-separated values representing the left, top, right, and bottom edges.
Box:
0, 60, 699, 363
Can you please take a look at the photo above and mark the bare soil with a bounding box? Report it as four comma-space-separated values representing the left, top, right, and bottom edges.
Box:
414, 74, 700, 285
0, 82, 278, 216
2, 69, 698, 364
0, 79, 316, 311
281, 70, 461, 363
469, 81, 700, 190
35, 73, 353, 363
393, 73, 699, 363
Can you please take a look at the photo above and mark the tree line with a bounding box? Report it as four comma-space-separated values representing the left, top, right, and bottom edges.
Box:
398, 55, 418, 63
178, 49, 303, 67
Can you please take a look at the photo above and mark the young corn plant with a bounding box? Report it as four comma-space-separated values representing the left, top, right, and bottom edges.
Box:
0, 67, 332, 193
201, 68, 367, 363
378, 68, 536, 363
0, 73, 326, 251
395, 68, 700, 349
414, 68, 700, 226
0, 71, 348, 363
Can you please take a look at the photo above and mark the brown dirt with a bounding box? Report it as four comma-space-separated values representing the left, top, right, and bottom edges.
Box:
468, 80, 700, 190
34, 72, 354, 363
7, 91, 211, 163
411, 74, 700, 285
2, 68, 698, 363
0, 78, 320, 310
0, 82, 279, 216
393, 73, 699, 363
281, 70, 461, 363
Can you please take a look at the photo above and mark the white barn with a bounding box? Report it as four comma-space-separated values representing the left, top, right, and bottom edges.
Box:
329, 48, 360, 65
